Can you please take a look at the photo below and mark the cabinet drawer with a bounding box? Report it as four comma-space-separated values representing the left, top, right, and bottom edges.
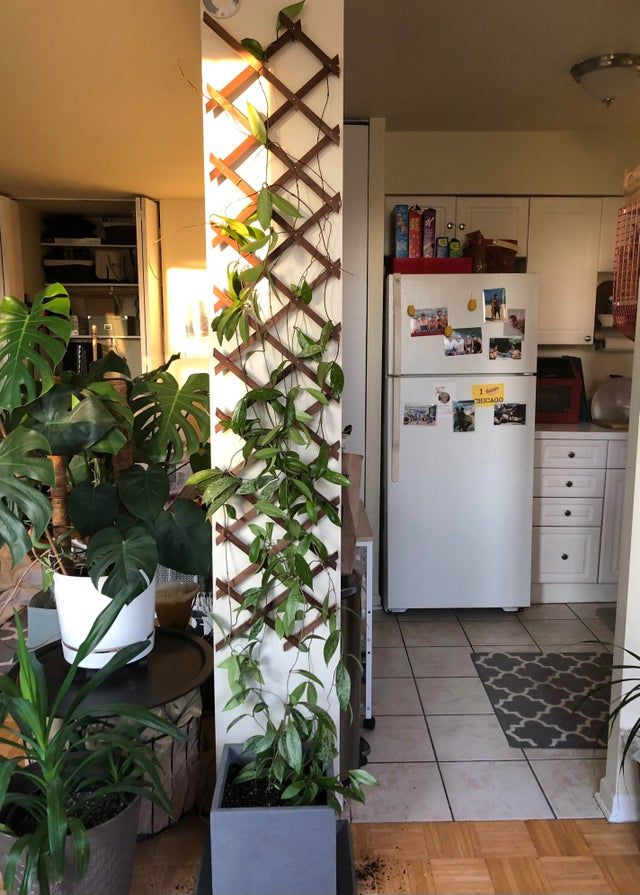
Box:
532, 527, 600, 583
534, 439, 607, 469
534, 468, 605, 498
607, 440, 628, 469
533, 497, 603, 527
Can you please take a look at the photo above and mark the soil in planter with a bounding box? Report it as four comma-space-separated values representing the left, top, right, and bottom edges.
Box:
2, 791, 130, 837
221, 764, 327, 809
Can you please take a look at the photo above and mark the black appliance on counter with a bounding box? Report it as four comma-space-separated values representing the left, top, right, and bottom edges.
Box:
536, 356, 588, 425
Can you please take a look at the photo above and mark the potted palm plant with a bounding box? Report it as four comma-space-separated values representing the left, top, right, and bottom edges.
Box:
0, 607, 184, 895
0, 284, 212, 667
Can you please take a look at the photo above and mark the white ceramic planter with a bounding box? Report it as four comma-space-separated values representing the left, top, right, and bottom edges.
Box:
53, 573, 156, 669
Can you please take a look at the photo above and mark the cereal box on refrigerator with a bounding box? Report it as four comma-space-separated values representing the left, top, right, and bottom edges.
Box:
408, 205, 422, 258
421, 207, 436, 258
393, 204, 409, 258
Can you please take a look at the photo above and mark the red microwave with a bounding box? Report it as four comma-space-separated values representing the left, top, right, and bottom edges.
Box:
536, 356, 585, 424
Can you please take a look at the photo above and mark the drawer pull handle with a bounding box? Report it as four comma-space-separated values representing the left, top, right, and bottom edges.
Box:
568, 451, 575, 458
564, 510, 572, 516
566, 481, 573, 487
561, 553, 569, 560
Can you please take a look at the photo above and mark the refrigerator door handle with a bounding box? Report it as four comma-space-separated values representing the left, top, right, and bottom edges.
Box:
391, 377, 401, 482
392, 274, 402, 377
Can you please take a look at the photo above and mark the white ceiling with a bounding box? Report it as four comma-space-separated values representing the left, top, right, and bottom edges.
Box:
345, 0, 640, 130
0, 0, 639, 200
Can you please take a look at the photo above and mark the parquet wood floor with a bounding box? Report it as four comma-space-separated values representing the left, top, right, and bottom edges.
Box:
352, 820, 640, 894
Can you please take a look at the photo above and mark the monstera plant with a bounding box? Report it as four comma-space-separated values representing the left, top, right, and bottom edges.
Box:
0, 284, 212, 666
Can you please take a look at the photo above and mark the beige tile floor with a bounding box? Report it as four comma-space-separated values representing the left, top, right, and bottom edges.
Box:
356, 603, 614, 823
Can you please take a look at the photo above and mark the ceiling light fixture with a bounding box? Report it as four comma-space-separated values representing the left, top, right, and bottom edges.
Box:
571, 54, 640, 108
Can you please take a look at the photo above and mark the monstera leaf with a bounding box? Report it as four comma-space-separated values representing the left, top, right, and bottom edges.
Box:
0, 427, 54, 564
131, 370, 210, 465
68, 481, 119, 537
0, 284, 72, 413
25, 386, 117, 457
86, 526, 158, 603
118, 465, 170, 522
151, 499, 212, 577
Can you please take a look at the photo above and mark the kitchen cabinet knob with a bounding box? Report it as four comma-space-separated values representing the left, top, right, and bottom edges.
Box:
584, 335, 592, 342
564, 510, 572, 516
566, 481, 573, 487
458, 223, 466, 231
446, 221, 454, 230
568, 451, 575, 458
561, 553, 569, 560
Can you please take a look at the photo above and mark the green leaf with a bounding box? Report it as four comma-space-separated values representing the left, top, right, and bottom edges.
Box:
131, 369, 210, 465
0, 427, 54, 565
240, 37, 266, 61
323, 629, 340, 665
151, 499, 212, 577
322, 469, 350, 487
349, 768, 378, 787
255, 500, 287, 520
292, 280, 312, 304
278, 0, 306, 26
257, 187, 273, 229
68, 481, 118, 536
335, 658, 351, 711
118, 464, 170, 522
87, 349, 131, 382
86, 526, 158, 602
0, 283, 72, 413
268, 190, 303, 219
329, 363, 344, 398
294, 553, 313, 587
246, 102, 267, 146
26, 385, 117, 456
284, 723, 303, 773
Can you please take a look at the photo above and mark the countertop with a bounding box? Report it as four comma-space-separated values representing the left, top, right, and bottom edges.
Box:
535, 423, 628, 440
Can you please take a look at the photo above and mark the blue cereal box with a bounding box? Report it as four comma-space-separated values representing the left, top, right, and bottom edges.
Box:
393, 204, 409, 258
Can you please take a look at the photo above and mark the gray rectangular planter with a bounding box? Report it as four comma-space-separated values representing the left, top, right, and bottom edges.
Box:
210, 744, 338, 895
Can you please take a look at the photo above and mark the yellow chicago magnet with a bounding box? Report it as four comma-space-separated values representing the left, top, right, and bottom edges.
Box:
467, 298, 477, 311
407, 304, 416, 317
443, 325, 453, 337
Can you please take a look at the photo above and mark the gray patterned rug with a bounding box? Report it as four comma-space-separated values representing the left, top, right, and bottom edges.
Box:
472, 651, 612, 749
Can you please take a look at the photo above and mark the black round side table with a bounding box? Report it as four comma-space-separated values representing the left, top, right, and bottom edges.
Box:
18, 628, 213, 716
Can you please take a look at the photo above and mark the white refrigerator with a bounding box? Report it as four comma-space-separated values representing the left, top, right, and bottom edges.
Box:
384, 273, 539, 611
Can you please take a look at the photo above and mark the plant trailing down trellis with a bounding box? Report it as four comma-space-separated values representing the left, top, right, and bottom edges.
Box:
193, 1, 374, 805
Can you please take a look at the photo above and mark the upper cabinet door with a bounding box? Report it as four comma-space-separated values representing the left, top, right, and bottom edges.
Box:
0, 197, 24, 299
455, 197, 530, 257
528, 198, 602, 345
135, 197, 164, 372
598, 196, 624, 273
384, 195, 456, 254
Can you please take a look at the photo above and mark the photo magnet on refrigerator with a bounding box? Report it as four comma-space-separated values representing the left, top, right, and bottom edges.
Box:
489, 337, 522, 360
504, 309, 526, 337
434, 383, 455, 416
483, 287, 507, 321
494, 403, 527, 425
404, 404, 437, 426
410, 307, 449, 337
444, 327, 483, 356
453, 401, 475, 432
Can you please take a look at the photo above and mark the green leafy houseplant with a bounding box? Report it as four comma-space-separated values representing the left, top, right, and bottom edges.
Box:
0, 608, 184, 895
0, 283, 212, 627
192, 0, 375, 813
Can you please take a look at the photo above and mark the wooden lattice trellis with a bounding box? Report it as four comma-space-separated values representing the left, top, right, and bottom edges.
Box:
203, 11, 342, 656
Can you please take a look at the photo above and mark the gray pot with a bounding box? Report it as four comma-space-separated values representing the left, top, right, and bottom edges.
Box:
210, 744, 337, 895
0, 796, 140, 895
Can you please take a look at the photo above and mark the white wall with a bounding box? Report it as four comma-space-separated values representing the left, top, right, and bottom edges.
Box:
158, 198, 208, 382
385, 129, 640, 196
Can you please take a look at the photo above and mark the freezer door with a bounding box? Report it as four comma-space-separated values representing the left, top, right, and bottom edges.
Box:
384, 375, 535, 610
387, 273, 539, 376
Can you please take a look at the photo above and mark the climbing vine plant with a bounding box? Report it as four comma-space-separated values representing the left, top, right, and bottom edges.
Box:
192, 1, 375, 806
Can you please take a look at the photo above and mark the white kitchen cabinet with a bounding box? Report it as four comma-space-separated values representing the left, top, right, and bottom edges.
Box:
598, 196, 624, 272
533, 429, 627, 600
528, 198, 602, 345
455, 197, 529, 257
598, 467, 626, 584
